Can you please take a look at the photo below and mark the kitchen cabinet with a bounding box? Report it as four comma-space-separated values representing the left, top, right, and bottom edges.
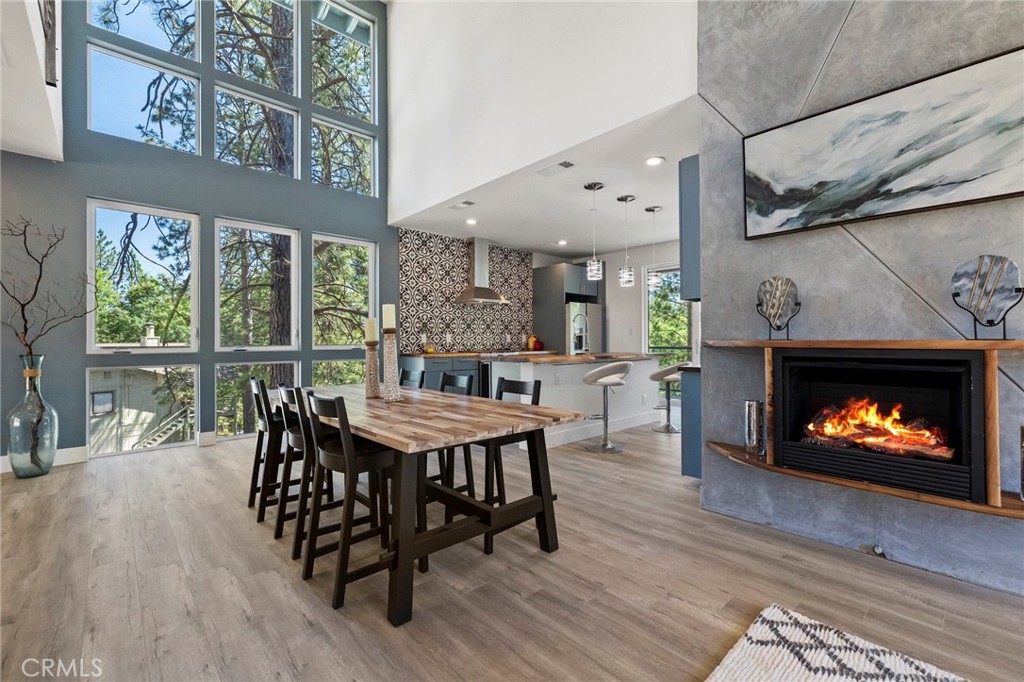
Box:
558, 263, 599, 298
679, 154, 700, 302
532, 263, 604, 353
398, 356, 481, 395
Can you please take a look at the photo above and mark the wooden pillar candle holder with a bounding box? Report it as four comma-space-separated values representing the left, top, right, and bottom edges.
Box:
382, 329, 402, 402
365, 341, 381, 399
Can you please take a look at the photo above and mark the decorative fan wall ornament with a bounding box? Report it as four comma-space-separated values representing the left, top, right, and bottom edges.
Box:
756, 276, 801, 340
951, 254, 1023, 339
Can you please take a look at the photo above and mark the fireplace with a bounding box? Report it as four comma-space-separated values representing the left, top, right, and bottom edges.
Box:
772, 349, 986, 503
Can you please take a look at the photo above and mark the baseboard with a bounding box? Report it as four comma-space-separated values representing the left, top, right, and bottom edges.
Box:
198, 431, 218, 447
1, 446, 88, 474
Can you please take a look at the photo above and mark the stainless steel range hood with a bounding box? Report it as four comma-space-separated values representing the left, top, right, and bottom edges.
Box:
456, 238, 509, 305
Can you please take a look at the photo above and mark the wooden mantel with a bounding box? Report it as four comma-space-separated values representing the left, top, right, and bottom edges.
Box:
704, 339, 1024, 350
703, 338, 1021, 516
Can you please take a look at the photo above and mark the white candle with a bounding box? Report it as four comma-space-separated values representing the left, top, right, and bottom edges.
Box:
382, 304, 396, 330
364, 317, 378, 343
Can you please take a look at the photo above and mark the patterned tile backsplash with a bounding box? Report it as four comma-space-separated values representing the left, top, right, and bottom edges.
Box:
398, 228, 534, 353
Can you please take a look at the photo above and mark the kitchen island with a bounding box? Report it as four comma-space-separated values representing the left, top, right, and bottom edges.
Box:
486, 353, 662, 447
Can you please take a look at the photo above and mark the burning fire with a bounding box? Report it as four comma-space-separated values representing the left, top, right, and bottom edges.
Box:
804, 397, 953, 460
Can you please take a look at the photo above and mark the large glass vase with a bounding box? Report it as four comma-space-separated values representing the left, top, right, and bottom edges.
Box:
6, 355, 58, 478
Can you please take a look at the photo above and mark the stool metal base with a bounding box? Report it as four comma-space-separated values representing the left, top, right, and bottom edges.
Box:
652, 422, 681, 434
586, 440, 624, 454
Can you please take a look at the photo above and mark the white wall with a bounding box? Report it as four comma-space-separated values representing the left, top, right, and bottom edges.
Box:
597, 240, 679, 353
386, 1, 697, 224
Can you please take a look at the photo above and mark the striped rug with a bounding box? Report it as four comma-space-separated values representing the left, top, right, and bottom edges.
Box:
707, 604, 965, 681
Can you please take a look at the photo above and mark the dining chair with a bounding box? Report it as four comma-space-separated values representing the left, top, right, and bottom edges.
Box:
649, 364, 685, 433
302, 391, 395, 608
250, 378, 286, 522
274, 386, 335, 544
400, 369, 425, 388
480, 377, 541, 554
581, 361, 633, 454
433, 373, 476, 520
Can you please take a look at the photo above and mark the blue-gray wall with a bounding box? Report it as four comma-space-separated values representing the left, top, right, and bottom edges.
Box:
1, 0, 395, 451
697, 0, 1024, 594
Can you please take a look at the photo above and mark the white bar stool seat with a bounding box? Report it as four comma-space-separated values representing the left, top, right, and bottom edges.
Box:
649, 364, 685, 433
582, 361, 632, 453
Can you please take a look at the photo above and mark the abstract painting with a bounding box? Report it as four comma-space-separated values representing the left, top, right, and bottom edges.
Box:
744, 49, 1024, 239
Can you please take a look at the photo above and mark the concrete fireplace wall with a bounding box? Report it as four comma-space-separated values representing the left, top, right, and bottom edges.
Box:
698, 0, 1024, 594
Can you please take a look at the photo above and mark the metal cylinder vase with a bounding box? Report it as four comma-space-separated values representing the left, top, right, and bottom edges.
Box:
744, 400, 764, 458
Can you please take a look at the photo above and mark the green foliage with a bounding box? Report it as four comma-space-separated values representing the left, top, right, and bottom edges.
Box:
216, 363, 295, 436
312, 360, 365, 386
648, 271, 691, 368
312, 239, 370, 346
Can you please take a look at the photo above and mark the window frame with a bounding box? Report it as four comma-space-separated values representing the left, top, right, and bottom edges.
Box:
310, 116, 376, 196
213, 360, 299, 441
214, 217, 301, 352
85, 363, 200, 458
86, 44, 201, 154
90, 390, 115, 416
310, 232, 377, 350
214, 0, 298, 96
87, 0, 201, 61
214, 84, 301, 178
641, 262, 691, 357
87, 197, 201, 355
311, 0, 377, 125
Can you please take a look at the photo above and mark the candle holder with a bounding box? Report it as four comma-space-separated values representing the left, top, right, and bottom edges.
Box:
382, 328, 402, 403
365, 341, 381, 399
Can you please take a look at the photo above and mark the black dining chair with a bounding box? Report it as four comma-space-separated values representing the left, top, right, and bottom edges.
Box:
274, 386, 335, 545
481, 377, 542, 554
433, 373, 476, 521
400, 369, 425, 388
302, 391, 395, 608
250, 378, 287, 522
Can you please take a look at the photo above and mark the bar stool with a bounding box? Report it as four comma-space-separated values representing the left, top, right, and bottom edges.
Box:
650, 364, 683, 434
481, 377, 541, 554
250, 378, 286, 521
434, 373, 475, 501
302, 391, 395, 608
275, 386, 336, 545
582, 361, 633, 454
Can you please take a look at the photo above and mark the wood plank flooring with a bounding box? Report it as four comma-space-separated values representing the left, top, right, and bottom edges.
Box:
2, 426, 1022, 681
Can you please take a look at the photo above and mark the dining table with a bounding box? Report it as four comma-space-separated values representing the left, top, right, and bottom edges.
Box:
305, 384, 584, 626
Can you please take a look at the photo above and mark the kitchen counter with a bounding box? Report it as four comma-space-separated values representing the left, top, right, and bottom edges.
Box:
401, 351, 558, 358
483, 352, 653, 364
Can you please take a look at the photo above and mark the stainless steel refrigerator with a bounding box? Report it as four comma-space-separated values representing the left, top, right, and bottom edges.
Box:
566, 302, 603, 354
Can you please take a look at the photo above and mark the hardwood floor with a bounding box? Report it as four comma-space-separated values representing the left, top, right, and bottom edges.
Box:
2, 425, 1022, 681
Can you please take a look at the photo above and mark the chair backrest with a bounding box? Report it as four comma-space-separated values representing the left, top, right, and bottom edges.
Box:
400, 369, 425, 388
277, 385, 300, 430
440, 372, 473, 396
306, 392, 357, 470
495, 377, 541, 406
250, 377, 275, 425
582, 361, 633, 385
291, 387, 315, 453
649, 364, 685, 383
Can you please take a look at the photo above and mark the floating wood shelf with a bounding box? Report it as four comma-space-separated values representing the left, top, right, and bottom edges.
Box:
704, 339, 1024, 350
706, 441, 1024, 520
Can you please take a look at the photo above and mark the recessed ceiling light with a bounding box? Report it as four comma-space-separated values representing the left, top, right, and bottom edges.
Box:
557, 240, 568, 246
645, 156, 666, 166
465, 218, 477, 225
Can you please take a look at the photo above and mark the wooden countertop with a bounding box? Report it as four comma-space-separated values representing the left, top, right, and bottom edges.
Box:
487, 352, 655, 364
401, 351, 559, 358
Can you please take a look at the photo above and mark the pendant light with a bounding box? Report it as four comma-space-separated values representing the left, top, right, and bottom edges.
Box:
645, 205, 663, 290
617, 194, 636, 287
584, 181, 605, 281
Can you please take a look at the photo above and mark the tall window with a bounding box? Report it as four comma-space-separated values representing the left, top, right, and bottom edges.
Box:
312, 234, 373, 347
645, 266, 691, 368
87, 365, 197, 456
216, 362, 296, 437
217, 220, 298, 350
313, 360, 365, 386
87, 0, 377, 195
88, 199, 199, 353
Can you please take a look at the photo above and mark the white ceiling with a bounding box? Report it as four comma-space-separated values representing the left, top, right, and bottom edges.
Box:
390, 96, 700, 258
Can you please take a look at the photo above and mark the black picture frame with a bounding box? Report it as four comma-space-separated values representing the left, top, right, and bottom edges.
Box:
743, 47, 1024, 240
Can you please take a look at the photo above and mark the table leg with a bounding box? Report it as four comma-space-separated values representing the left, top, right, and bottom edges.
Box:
416, 452, 429, 573
387, 453, 417, 626
526, 430, 558, 552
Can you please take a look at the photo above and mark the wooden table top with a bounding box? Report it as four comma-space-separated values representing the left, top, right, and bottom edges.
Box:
307, 385, 585, 454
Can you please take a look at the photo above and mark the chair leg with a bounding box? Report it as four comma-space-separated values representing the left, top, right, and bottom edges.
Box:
494, 447, 507, 505
331, 468, 359, 609
292, 450, 314, 561
248, 429, 265, 508
302, 461, 326, 580
378, 471, 390, 549
257, 431, 282, 523
416, 452, 429, 573
585, 386, 624, 453
444, 448, 456, 525
326, 470, 336, 502
462, 444, 475, 498
483, 442, 498, 555
273, 444, 297, 539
